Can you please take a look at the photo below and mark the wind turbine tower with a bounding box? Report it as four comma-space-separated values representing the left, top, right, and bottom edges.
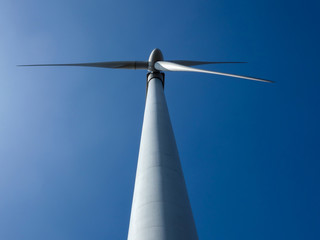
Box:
127, 49, 198, 240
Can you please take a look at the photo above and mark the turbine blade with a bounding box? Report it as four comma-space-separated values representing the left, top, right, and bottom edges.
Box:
155, 61, 273, 83
169, 60, 247, 66
17, 61, 149, 70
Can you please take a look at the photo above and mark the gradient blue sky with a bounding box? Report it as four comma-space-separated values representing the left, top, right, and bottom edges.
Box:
1, 0, 319, 239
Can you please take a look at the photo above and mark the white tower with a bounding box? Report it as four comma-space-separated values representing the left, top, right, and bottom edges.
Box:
127, 52, 198, 240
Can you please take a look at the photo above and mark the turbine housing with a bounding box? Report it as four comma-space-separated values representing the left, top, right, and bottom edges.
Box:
148, 48, 164, 72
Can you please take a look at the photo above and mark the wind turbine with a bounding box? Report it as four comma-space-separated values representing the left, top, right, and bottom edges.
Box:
19, 48, 271, 240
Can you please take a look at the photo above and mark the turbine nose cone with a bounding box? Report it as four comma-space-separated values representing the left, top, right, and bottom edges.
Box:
149, 48, 164, 62
148, 48, 164, 71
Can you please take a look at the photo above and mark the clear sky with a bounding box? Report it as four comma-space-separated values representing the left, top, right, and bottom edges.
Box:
0, 0, 319, 239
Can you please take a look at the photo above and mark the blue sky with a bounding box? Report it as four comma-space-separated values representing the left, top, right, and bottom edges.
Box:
0, 0, 319, 239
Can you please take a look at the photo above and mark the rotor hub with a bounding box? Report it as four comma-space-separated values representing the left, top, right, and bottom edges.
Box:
148, 48, 164, 72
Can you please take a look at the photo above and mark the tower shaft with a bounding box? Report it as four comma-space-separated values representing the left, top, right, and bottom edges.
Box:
127, 76, 198, 240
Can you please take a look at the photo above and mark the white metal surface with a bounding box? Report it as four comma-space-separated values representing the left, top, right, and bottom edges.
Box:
155, 61, 272, 83
127, 77, 198, 240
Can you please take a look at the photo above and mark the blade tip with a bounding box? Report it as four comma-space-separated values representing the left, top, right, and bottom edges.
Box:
263, 79, 274, 83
